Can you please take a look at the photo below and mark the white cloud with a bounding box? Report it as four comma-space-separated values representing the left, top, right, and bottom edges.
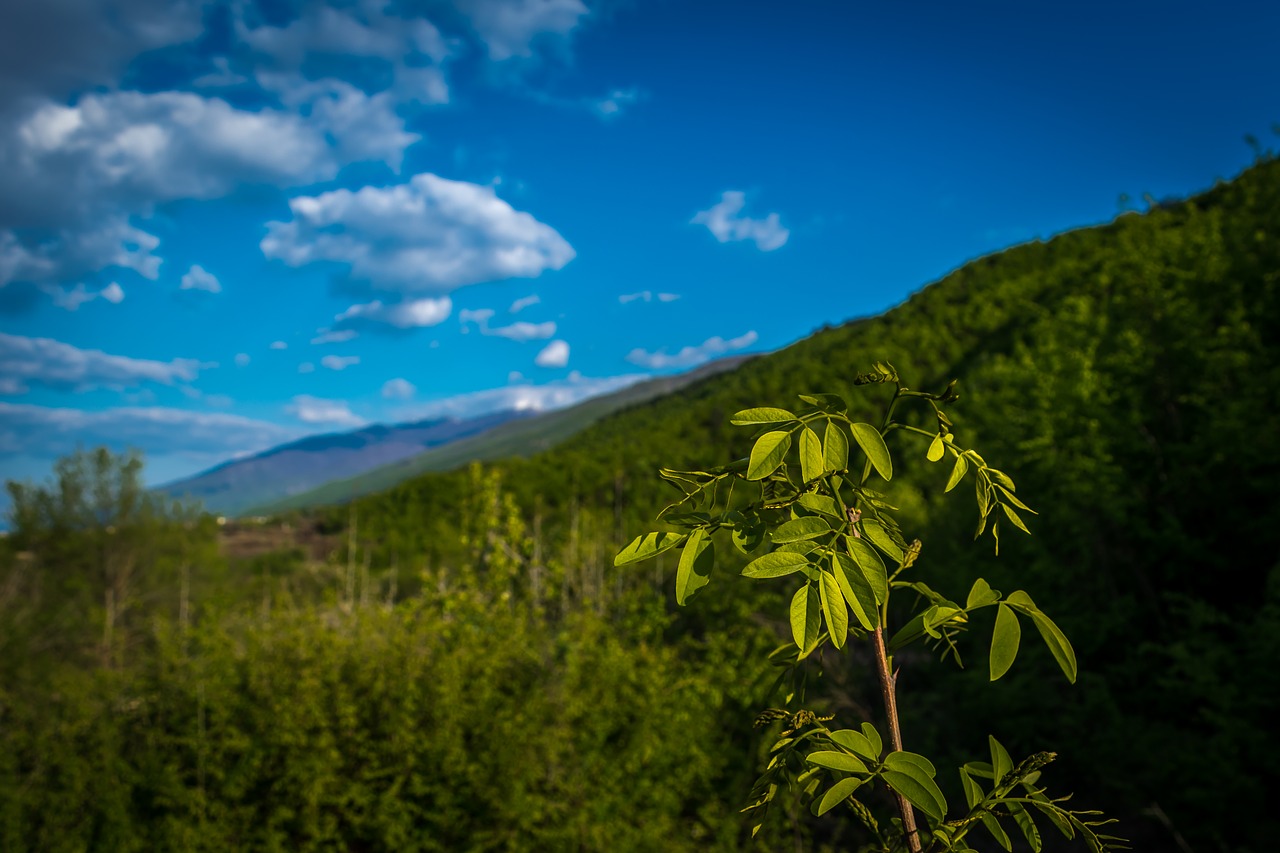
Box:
535, 339, 569, 367
335, 296, 452, 330
261, 173, 575, 294
312, 329, 359, 345
458, 0, 589, 61
0, 401, 295, 458
508, 370, 525, 383
460, 307, 554, 340
395, 372, 644, 421
626, 330, 759, 370
592, 87, 641, 119
0, 331, 202, 393
509, 294, 540, 313
269, 340, 288, 350
287, 394, 364, 427
100, 282, 124, 303
321, 354, 360, 371
0, 216, 160, 290
692, 191, 789, 251
619, 290, 679, 304
180, 264, 221, 293
381, 378, 416, 400
460, 308, 495, 326
298, 362, 315, 373
234, 353, 250, 367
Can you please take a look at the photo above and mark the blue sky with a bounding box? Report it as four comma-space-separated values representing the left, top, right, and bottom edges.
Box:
2, 0, 1278, 493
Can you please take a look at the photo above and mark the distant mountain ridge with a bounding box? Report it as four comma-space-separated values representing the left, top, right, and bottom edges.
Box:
157, 410, 528, 516
252, 355, 754, 515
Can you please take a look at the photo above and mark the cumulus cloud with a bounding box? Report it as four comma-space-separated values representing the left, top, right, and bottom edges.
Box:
287, 394, 364, 427
509, 294, 539, 313
0, 216, 160, 292
382, 378, 416, 400
0, 331, 203, 393
180, 264, 221, 293
692, 191, 789, 251
335, 296, 452, 331
395, 372, 644, 421
0, 401, 295, 458
270, 340, 288, 350
535, 339, 569, 367
321, 354, 360, 371
46, 280, 124, 311
100, 282, 124, 303
619, 290, 679, 304
261, 173, 575, 294
626, 330, 759, 370
458, 0, 590, 61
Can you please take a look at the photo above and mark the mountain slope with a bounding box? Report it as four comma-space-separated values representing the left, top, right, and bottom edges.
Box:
254, 354, 753, 514
332, 159, 1280, 849
157, 409, 527, 515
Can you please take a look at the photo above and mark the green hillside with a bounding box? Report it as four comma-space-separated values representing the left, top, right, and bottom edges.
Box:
3, 158, 1277, 852
338, 157, 1280, 849
255, 354, 752, 515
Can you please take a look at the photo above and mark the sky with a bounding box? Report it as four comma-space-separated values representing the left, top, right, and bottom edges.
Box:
2, 0, 1279, 494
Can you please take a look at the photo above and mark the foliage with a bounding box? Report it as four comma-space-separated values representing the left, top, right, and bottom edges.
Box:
618, 368, 1124, 852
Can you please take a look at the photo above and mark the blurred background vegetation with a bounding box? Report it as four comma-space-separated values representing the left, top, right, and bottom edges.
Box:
2, 157, 1277, 852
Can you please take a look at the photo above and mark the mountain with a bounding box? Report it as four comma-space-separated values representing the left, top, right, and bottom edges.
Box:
156, 409, 528, 516
329, 159, 1280, 848
252, 354, 753, 514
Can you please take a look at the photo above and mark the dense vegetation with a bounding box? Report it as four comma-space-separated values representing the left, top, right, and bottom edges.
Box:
2, 157, 1277, 850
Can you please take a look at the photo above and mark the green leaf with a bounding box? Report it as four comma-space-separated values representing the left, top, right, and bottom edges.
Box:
882, 767, 947, 822
814, 776, 864, 817
959, 767, 983, 809
846, 537, 888, 603
800, 426, 824, 482
981, 813, 1014, 851
790, 583, 821, 654
747, 430, 792, 480
965, 577, 1000, 609
1026, 609, 1079, 684
861, 520, 903, 562
883, 750, 937, 778
990, 604, 1021, 681
823, 421, 849, 472
731, 407, 796, 425
1000, 502, 1031, 534
675, 528, 713, 606
797, 492, 843, 519
975, 473, 991, 516
851, 422, 893, 481
989, 736, 1014, 785
742, 551, 811, 579
832, 553, 877, 630
819, 570, 849, 649
926, 434, 945, 462
807, 751, 869, 774
1009, 802, 1043, 852
830, 729, 880, 761
773, 516, 833, 543
732, 521, 766, 554
614, 531, 687, 566
945, 453, 969, 492
861, 723, 882, 757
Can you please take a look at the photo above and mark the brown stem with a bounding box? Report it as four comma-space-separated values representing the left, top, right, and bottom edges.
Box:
873, 625, 922, 853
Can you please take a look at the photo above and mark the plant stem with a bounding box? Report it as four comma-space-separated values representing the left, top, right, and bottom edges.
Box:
873, 624, 922, 853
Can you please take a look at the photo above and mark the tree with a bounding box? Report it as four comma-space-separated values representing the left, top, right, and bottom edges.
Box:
617, 364, 1123, 852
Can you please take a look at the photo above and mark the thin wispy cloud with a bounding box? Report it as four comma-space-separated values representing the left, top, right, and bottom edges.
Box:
619, 291, 680, 304
626, 330, 759, 370
0, 331, 202, 394
692, 191, 789, 251
461, 306, 556, 340
320, 354, 359, 371
394, 372, 645, 422
287, 394, 364, 427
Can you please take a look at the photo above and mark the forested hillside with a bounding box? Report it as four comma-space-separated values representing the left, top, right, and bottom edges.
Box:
2, 157, 1277, 852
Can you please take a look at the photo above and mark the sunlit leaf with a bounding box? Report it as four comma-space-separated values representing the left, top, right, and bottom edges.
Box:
819, 570, 849, 649
824, 421, 849, 472
814, 776, 864, 816
731, 407, 796, 425
861, 520, 903, 562
614, 531, 687, 566
800, 426, 824, 482
989, 735, 1014, 785
846, 537, 888, 602
832, 552, 877, 630
773, 516, 833, 543
742, 551, 811, 579
945, 453, 969, 492
990, 604, 1021, 681
747, 430, 792, 480
851, 422, 893, 481
966, 577, 1000, 609
830, 729, 880, 761
790, 583, 821, 654
675, 527, 713, 606
883, 765, 947, 822
807, 751, 869, 773
927, 434, 945, 462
